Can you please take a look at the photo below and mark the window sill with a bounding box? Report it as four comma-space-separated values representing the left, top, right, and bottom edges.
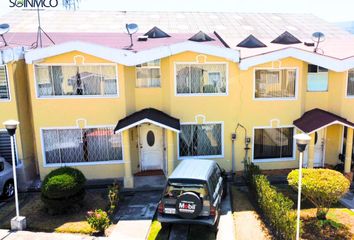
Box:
252, 157, 295, 163
253, 97, 297, 101
43, 160, 125, 167
178, 155, 224, 160
345, 95, 354, 99
37, 95, 119, 99
176, 93, 228, 97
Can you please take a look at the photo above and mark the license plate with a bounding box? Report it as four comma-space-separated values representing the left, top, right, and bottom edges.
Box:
164, 208, 176, 214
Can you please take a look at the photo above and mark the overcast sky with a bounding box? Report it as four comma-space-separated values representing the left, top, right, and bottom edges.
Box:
0, 0, 353, 22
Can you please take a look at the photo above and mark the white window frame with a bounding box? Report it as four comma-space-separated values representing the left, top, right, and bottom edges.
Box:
307, 64, 329, 92
0, 65, 11, 102
177, 121, 224, 160
135, 60, 161, 88
0, 129, 19, 164
33, 63, 119, 99
40, 125, 124, 167
253, 67, 299, 101
252, 125, 296, 163
345, 68, 354, 98
174, 62, 229, 97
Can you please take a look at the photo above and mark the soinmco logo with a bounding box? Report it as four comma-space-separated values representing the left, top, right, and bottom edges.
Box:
9, 0, 59, 8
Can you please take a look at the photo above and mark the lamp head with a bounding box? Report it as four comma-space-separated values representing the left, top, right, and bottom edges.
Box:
294, 133, 311, 152
3, 120, 19, 136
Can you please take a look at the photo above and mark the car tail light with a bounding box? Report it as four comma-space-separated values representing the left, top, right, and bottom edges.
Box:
158, 201, 164, 214
210, 205, 216, 216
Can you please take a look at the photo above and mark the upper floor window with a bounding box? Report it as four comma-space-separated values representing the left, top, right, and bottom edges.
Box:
179, 123, 222, 158
136, 60, 161, 88
255, 69, 296, 99
0, 66, 10, 100
42, 127, 122, 165
35, 65, 118, 97
307, 64, 328, 92
176, 63, 227, 95
347, 68, 354, 97
253, 127, 294, 161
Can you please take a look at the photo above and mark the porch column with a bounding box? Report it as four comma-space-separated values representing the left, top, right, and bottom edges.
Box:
307, 132, 316, 168
167, 129, 175, 176
123, 130, 134, 188
344, 128, 353, 174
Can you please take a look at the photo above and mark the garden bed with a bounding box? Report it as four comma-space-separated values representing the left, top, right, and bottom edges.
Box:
0, 189, 113, 235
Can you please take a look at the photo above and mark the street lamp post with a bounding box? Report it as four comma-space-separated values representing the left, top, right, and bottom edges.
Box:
294, 133, 311, 240
3, 120, 26, 231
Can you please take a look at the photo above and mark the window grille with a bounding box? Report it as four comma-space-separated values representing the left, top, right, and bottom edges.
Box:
42, 127, 122, 164
0, 66, 10, 99
179, 123, 222, 157
136, 60, 161, 88
347, 69, 354, 96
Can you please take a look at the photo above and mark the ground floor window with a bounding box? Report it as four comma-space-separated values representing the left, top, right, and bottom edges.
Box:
42, 127, 122, 165
0, 130, 17, 164
179, 123, 222, 158
253, 127, 294, 160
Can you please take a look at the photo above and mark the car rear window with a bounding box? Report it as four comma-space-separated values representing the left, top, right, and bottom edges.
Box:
165, 182, 209, 200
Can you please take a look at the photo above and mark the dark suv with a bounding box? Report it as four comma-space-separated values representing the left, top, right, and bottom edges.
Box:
157, 159, 224, 228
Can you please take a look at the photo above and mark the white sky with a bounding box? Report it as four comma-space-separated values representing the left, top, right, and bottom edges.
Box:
0, 0, 353, 22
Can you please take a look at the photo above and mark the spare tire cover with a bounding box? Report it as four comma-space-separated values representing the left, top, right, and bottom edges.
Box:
176, 192, 202, 219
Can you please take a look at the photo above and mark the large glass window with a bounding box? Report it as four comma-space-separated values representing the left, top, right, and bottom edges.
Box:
347, 69, 354, 97
254, 127, 294, 160
35, 65, 117, 97
42, 127, 122, 165
255, 69, 296, 98
176, 63, 227, 95
179, 123, 222, 157
136, 60, 161, 88
307, 64, 328, 92
0, 66, 10, 100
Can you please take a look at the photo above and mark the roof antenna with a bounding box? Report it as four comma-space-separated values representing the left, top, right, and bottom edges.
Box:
312, 32, 325, 54
34, 6, 55, 48
124, 23, 139, 50
0, 23, 10, 46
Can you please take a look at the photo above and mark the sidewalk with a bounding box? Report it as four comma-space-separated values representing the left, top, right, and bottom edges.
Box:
232, 186, 272, 240
0, 229, 95, 240
340, 192, 354, 212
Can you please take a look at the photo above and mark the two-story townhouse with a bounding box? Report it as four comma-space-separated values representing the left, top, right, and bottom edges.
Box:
0, 11, 353, 188
0, 46, 36, 189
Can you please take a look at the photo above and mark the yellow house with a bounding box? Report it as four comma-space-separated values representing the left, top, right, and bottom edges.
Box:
0, 11, 353, 188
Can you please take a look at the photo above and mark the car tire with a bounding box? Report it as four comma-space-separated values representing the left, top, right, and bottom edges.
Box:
176, 192, 202, 219
2, 180, 14, 199
161, 222, 171, 229
210, 214, 220, 233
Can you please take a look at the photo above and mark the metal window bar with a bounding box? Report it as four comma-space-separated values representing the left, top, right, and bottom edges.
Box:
0, 66, 10, 99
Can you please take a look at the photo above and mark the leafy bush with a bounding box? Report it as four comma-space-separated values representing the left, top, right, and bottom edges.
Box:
245, 162, 261, 186
87, 209, 110, 233
252, 175, 298, 240
288, 169, 350, 220
41, 167, 86, 214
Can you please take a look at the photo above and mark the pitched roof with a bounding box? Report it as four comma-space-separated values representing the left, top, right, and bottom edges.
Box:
293, 108, 354, 133
114, 108, 180, 133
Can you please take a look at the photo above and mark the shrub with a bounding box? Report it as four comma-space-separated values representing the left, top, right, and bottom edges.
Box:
87, 209, 110, 233
107, 181, 119, 215
253, 175, 298, 240
41, 167, 87, 214
245, 162, 261, 186
288, 168, 350, 220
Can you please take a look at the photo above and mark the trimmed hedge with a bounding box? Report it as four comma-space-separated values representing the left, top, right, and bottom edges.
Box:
250, 172, 298, 240
288, 168, 350, 219
41, 167, 86, 214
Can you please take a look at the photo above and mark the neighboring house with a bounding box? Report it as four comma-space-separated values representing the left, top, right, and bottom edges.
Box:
0, 11, 353, 188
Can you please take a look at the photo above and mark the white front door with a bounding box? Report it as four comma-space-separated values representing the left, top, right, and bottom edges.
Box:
139, 124, 164, 171
303, 129, 325, 167
313, 129, 325, 167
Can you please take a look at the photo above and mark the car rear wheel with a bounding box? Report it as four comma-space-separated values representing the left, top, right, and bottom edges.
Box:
3, 180, 14, 198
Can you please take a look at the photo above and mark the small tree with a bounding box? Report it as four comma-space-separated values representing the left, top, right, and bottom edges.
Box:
288, 169, 350, 219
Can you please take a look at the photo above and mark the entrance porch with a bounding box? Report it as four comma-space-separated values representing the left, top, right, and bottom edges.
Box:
114, 108, 180, 188
294, 108, 354, 179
